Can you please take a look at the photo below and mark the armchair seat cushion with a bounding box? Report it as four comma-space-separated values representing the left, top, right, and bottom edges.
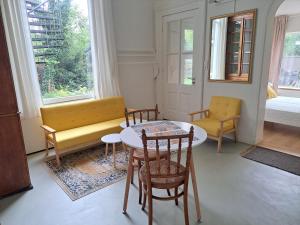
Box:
48, 117, 125, 150
192, 118, 234, 137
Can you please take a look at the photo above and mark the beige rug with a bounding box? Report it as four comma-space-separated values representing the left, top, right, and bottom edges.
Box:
45, 145, 128, 200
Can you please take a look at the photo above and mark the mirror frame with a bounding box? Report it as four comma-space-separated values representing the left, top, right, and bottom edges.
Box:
208, 9, 257, 84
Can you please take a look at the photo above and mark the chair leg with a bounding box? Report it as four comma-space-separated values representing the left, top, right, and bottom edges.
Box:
131, 159, 135, 184
138, 160, 142, 204
183, 183, 190, 225
217, 135, 223, 153
175, 188, 178, 205
45, 138, 49, 156
148, 188, 153, 225
234, 130, 238, 143
142, 184, 147, 210
167, 189, 171, 196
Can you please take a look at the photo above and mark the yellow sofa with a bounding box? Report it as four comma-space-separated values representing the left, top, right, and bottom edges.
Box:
189, 96, 241, 153
40, 96, 126, 165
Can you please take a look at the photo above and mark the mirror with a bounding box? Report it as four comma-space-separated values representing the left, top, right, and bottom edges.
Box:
209, 9, 256, 83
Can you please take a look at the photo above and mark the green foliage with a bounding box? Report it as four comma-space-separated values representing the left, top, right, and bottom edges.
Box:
283, 32, 300, 57
38, 0, 92, 99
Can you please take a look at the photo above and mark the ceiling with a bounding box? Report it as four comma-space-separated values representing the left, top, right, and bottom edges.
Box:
276, 0, 300, 16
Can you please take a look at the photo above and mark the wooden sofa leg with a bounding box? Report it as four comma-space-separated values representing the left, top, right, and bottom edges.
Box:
55, 153, 61, 166
217, 136, 223, 153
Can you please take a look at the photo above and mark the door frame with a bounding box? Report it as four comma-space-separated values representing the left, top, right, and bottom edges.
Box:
154, 0, 207, 119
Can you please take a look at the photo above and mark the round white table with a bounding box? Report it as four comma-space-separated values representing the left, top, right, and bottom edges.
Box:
101, 133, 122, 168
120, 120, 207, 221
119, 119, 148, 129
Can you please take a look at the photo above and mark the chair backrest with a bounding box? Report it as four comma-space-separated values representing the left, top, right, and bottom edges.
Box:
208, 96, 241, 120
125, 104, 158, 127
141, 126, 194, 182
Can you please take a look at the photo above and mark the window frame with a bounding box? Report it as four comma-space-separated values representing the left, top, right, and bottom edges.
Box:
24, 0, 95, 105
278, 31, 300, 90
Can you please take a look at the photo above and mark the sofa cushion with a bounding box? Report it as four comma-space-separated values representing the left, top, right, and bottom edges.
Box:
49, 117, 125, 150
41, 96, 125, 131
192, 118, 234, 137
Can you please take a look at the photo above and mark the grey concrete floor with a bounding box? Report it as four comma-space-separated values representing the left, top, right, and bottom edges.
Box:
1, 140, 300, 225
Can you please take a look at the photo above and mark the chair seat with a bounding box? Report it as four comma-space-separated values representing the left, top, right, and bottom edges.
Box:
133, 149, 168, 161
48, 117, 125, 150
139, 160, 186, 189
192, 117, 234, 137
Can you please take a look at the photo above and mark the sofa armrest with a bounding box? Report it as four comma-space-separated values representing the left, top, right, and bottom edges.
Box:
41, 125, 56, 134
189, 109, 209, 122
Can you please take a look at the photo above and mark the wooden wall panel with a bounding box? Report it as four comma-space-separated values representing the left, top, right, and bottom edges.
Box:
0, 114, 31, 196
0, 10, 18, 114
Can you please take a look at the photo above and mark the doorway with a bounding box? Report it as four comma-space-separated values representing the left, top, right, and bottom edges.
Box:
259, 0, 300, 156
161, 9, 202, 122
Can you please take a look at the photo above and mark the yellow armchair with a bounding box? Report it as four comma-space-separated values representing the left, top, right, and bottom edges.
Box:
190, 96, 241, 153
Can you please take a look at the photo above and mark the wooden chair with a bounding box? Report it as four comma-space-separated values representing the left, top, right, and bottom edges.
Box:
139, 127, 194, 225
124, 105, 169, 205
189, 96, 241, 153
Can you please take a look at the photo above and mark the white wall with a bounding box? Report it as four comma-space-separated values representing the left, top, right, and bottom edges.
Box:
203, 0, 280, 144
112, 0, 157, 109
286, 14, 300, 32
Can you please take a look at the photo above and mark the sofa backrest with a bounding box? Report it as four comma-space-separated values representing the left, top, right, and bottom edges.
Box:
40, 96, 125, 131
208, 96, 241, 120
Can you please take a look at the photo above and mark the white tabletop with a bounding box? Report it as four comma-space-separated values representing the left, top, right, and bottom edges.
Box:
119, 119, 148, 129
101, 133, 121, 144
120, 120, 207, 150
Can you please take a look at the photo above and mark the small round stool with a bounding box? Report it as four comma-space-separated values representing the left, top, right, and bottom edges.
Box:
101, 133, 121, 168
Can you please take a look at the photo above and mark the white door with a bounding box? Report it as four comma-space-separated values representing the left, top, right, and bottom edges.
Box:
162, 10, 203, 122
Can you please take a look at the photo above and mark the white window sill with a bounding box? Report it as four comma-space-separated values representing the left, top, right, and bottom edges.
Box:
43, 94, 94, 105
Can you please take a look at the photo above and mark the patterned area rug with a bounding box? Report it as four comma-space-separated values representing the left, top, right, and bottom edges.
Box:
46, 145, 128, 200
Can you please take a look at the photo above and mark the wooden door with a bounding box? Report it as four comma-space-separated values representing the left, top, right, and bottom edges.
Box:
162, 8, 204, 122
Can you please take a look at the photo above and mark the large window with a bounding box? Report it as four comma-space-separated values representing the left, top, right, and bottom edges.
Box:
25, 0, 93, 104
279, 32, 300, 89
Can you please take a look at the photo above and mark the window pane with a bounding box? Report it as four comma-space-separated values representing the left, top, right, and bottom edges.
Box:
181, 54, 193, 85
182, 18, 194, 52
167, 54, 179, 84
25, 0, 93, 102
167, 21, 180, 53
279, 32, 300, 89
242, 64, 249, 74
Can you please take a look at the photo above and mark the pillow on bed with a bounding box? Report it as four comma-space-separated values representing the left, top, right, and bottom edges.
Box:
267, 85, 277, 99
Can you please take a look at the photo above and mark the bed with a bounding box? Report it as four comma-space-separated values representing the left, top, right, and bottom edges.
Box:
265, 96, 300, 127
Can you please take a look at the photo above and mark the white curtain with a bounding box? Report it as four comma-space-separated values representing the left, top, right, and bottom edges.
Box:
0, 0, 42, 118
210, 17, 228, 80
88, 0, 120, 98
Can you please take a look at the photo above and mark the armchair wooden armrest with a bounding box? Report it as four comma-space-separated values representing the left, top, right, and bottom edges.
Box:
219, 115, 240, 123
189, 109, 209, 122
41, 125, 56, 134
189, 109, 209, 116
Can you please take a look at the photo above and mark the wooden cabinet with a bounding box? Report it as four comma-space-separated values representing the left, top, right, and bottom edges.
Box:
0, 10, 32, 198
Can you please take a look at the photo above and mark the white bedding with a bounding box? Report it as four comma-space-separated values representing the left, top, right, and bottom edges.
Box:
265, 96, 300, 127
